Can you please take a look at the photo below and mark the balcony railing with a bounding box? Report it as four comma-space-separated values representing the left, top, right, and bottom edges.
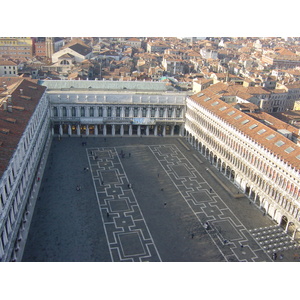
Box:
50, 116, 184, 124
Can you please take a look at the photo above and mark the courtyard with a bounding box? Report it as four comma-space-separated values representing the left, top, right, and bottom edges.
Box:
22, 136, 299, 262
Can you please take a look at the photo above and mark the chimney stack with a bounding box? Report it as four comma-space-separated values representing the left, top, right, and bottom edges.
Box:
7, 95, 13, 112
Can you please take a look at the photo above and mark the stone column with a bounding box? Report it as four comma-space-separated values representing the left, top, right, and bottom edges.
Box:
77, 125, 80, 136
103, 124, 107, 136
129, 125, 132, 136
112, 125, 115, 136
171, 125, 174, 136
146, 126, 149, 136
68, 125, 72, 136
120, 125, 124, 136
95, 125, 98, 136
137, 125, 141, 136
121, 106, 125, 118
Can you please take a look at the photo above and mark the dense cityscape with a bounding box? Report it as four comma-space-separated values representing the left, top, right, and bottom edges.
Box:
1, 36, 300, 266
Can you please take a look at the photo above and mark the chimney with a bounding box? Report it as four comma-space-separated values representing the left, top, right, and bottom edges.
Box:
7, 95, 13, 112
20, 89, 23, 95
3, 100, 7, 110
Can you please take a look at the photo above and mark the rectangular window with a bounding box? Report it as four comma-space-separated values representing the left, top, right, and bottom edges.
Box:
142, 107, 147, 117
116, 107, 121, 117
98, 107, 103, 117
90, 107, 94, 117
125, 107, 129, 117
159, 108, 164, 117
107, 107, 112, 117
81, 107, 85, 117
151, 108, 156, 117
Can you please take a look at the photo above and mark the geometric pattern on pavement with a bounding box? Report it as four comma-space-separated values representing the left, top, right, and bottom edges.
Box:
149, 144, 272, 262
87, 147, 161, 262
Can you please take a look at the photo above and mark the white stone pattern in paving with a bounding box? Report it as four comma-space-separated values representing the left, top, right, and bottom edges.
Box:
149, 144, 272, 262
87, 147, 161, 262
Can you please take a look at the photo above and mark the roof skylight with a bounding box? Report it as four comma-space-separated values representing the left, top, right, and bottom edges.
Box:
285, 146, 295, 153
266, 134, 276, 140
249, 124, 258, 129
241, 119, 250, 125
275, 140, 285, 147
234, 115, 242, 120
257, 129, 266, 135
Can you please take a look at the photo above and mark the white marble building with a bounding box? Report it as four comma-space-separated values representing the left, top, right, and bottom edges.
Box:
0, 79, 50, 262
185, 91, 300, 241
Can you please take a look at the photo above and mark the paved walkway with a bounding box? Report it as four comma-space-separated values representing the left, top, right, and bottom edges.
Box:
22, 136, 299, 262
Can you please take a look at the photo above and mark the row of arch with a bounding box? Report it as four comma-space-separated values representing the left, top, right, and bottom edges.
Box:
184, 124, 300, 242
186, 108, 299, 199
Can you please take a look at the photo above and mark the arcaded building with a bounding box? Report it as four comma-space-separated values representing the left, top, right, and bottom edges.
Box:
0, 78, 50, 262
42, 80, 186, 138
1, 77, 300, 261
185, 90, 300, 240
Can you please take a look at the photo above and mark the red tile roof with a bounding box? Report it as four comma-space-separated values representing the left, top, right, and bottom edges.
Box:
189, 90, 300, 171
0, 77, 46, 177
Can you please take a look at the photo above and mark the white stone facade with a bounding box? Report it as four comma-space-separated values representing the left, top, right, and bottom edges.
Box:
0, 92, 50, 262
185, 96, 300, 240
48, 89, 186, 137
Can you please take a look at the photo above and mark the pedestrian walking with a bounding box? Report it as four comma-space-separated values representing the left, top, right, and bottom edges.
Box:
209, 188, 212, 193
107, 212, 110, 218
164, 202, 167, 207
129, 153, 131, 157
279, 254, 283, 260
191, 233, 194, 239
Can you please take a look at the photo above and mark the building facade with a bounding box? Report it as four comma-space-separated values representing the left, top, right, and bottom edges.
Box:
1, 78, 300, 261
0, 60, 18, 77
0, 37, 33, 61
185, 91, 300, 241
0, 79, 50, 262
44, 81, 186, 137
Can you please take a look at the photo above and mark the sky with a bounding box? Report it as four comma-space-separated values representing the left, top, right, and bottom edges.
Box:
4, 1, 298, 37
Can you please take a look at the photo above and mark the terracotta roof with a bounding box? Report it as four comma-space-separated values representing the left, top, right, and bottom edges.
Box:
189, 90, 300, 170
0, 60, 17, 66
0, 78, 46, 178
